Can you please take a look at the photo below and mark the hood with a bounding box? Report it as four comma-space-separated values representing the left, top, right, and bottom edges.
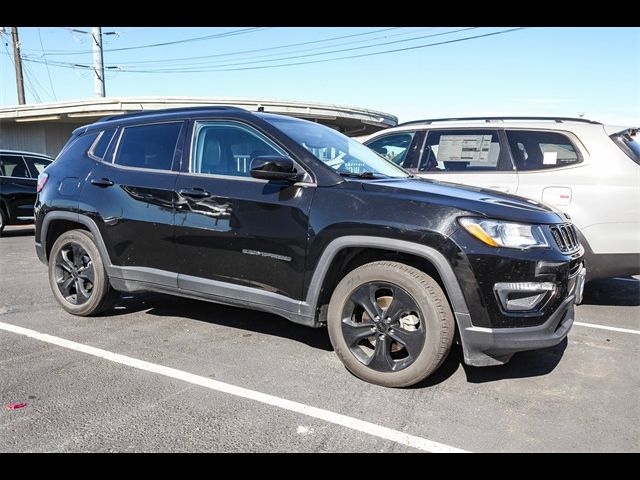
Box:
359, 177, 568, 225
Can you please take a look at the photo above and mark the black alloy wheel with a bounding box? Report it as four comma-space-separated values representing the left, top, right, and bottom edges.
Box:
54, 242, 95, 305
341, 281, 426, 372
48, 229, 118, 316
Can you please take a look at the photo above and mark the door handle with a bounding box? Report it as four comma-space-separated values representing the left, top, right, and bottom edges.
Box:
91, 178, 114, 187
488, 185, 510, 193
178, 188, 211, 199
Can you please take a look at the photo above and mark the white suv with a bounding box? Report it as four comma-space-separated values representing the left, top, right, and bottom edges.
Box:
363, 117, 640, 282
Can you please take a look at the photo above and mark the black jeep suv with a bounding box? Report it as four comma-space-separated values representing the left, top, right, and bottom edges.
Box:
35, 107, 585, 387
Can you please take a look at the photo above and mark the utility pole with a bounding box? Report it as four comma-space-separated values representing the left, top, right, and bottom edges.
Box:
92, 27, 105, 97
11, 27, 26, 105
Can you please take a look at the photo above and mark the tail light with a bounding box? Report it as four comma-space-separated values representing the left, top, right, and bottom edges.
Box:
37, 172, 49, 193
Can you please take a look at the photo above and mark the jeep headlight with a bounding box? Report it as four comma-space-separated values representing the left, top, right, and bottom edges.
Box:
459, 218, 549, 249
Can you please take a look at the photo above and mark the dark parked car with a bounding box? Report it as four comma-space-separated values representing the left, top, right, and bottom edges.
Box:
0, 150, 53, 234
35, 107, 585, 387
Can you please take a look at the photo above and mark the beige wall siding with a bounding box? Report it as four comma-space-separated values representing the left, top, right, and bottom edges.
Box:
0, 121, 76, 157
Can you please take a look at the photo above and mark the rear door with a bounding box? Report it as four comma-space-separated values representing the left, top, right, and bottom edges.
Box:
505, 129, 586, 208
0, 154, 37, 221
83, 122, 186, 285
413, 128, 519, 194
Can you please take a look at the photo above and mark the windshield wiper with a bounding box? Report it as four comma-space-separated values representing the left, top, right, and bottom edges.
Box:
338, 171, 383, 179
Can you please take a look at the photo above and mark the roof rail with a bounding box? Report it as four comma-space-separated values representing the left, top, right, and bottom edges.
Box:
396, 116, 602, 127
96, 105, 246, 123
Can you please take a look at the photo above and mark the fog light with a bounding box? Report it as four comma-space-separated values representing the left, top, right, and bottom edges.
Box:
494, 282, 556, 312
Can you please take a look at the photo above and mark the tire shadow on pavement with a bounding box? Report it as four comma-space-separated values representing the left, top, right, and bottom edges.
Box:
100, 291, 569, 385
581, 277, 640, 307
461, 338, 568, 384
103, 291, 334, 351
0, 226, 34, 237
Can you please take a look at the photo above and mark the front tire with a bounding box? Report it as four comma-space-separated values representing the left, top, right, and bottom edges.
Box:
48, 229, 118, 316
327, 261, 454, 387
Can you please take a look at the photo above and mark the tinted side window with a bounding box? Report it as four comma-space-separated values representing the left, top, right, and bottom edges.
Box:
24, 157, 52, 176
506, 130, 580, 171
192, 122, 284, 177
56, 132, 100, 163
0, 155, 31, 178
115, 123, 182, 171
90, 128, 117, 160
418, 130, 502, 172
366, 132, 416, 166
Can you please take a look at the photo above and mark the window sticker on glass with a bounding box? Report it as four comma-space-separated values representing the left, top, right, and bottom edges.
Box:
543, 151, 558, 165
438, 135, 494, 163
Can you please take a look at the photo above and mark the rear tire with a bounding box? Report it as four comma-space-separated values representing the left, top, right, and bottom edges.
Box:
48, 229, 118, 316
327, 261, 454, 388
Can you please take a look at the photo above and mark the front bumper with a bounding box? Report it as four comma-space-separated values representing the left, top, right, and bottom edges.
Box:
457, 294, 575, 367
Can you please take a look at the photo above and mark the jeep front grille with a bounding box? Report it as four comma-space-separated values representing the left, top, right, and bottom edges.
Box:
550, 224, 580, 253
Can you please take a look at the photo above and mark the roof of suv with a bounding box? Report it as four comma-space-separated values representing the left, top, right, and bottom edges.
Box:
373, 116, 615, 135
396, 116, 603, 127
0, 149, 53, 160
361, 116, 640, 143
76, 106, 251, 134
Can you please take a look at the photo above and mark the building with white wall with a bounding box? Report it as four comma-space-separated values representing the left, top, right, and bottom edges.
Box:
0, 97, 397, 157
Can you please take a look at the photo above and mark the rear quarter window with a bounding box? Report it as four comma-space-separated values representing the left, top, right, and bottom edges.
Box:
506, 130, 581, 171
89, 128, 117, 161
611, 130, 640, 165
56, 132, 100, 162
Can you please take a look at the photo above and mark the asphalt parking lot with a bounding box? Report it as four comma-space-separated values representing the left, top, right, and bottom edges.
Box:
1, 225, 638, 452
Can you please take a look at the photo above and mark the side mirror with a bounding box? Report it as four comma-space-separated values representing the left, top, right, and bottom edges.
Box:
250, 156, 301, 181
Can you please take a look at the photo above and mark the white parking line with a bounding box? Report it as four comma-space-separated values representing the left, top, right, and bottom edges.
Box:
574, 321, 640, 335
0, 321, 467, 453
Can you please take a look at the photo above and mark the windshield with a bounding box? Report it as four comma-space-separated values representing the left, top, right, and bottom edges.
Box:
612, 128, 640, 165
262, 115, 410, 178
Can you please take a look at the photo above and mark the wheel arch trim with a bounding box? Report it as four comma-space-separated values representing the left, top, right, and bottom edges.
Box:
305, 236, 470, 318
39, 211, 111, 265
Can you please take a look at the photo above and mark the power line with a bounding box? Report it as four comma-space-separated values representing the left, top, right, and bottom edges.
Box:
14, 27, 471, 72
1, 35, 20, 102
12, 28, 529, 76
124, 27, 529, 74
108, 27, 404, 66
121, 27, 479, 72
21, 61, 43, 103
37, 27, 57, 100
39, 27, 272, 55
115, 27, 441, 69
